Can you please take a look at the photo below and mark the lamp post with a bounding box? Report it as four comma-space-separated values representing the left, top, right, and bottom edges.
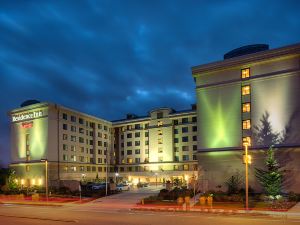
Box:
105, 147, 108, 196
244, 143, 249, 210
115, 173, 119, 184
41, 159, 48, 202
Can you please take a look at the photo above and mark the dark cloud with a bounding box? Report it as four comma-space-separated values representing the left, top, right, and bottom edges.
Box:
1, 0, 300, 166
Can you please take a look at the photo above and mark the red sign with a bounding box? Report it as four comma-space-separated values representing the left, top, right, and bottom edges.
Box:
21, 122, 33, 128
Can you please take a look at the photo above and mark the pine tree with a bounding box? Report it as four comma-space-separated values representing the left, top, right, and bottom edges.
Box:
255, 147, 282, 198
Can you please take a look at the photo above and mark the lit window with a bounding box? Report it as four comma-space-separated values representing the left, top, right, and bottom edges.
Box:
157, 121, 163, 127
158, 130, 163, 135
242, 120, 251, 130
243, 137, 251, 146
242, 85, 250, 95
158, 138, 163, 144
127, 158, 133, 164
158, 147, 163, 153
241, 68, 250, 79
242, 103, 251, 112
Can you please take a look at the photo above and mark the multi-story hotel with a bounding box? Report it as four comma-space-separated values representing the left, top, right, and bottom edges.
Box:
192, 43, 300, 192
9, 101, 198, 187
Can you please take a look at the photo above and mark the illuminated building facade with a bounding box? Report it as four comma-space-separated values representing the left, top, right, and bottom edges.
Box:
192, 43, 300, 192
9, 102, 198, 186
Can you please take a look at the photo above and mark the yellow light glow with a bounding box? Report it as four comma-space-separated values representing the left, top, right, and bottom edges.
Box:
184, 175, 189, 181
38, 178, 42, 186
133, 178, 139, 185
242, 120, 251, 129
242, 103, 251, 113
15, 179, 18, 184
242, 85, 250, 95
241, 68, 250, 79
128, 176, 132, 181
243, 137, 251, 146
243, 154, 252, 164
32, 179, 36, 185
21, 179, 24, 185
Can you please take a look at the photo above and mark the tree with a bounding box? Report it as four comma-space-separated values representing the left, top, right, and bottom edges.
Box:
225, 171, 243, 195
255, 146, 282, 198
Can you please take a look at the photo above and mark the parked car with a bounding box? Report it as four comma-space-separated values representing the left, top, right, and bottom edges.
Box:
137, 182, 149, 188
116, 183, 130, 191
92, 183, 107, 190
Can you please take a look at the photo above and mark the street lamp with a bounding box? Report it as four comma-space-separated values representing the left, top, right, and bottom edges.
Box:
243, 143, 251, 210
115, 173, 119, 184
41, 159, 48, 202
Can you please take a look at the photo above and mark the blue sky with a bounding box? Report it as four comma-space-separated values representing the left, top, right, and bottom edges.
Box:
1, 0, 300, 166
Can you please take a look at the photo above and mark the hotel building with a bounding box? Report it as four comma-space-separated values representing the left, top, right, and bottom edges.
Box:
9, 101, 198, 186
192, 43, 300, 192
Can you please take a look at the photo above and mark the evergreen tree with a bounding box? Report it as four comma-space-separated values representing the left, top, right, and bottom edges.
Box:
255, 147, 282, 197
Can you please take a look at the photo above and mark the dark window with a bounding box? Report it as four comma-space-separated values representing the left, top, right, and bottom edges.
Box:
182, 136, 189, 142
182, 118, 188, 124
174, 129, 178, 134
157, 112, 163, 119
193, 136, 197, 141
135, 141, 140, 146
173, 120, 178, 125
192, 117, 197, 122
127, 142, 132, 147
63, 124, 68, 130
145, 132, 149, 137
174, 138, 178, 143
193, 145, 197, 151
135, 124, 141, 129
127, 133, 132, 138
79, 118, 84, 124
71, 116, 76, 122
192, 126, 197, 132
174, 156, 179, 162
135, 149, 140, 154
183, 155, 189, 161
127, 150, 132, 155
182, 127, 188, 133
135, 132, 140, 138
63, 113, 67, 120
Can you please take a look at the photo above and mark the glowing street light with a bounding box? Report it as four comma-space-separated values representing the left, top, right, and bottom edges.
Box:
41, 159, 48, 202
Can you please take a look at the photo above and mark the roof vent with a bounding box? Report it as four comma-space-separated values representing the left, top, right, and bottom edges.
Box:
224, 44, 269, 60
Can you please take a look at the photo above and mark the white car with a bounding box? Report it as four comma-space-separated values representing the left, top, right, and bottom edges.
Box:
116, 184, 130, 191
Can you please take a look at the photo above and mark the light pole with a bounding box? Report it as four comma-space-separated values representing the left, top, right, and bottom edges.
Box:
41, 159, 48, 202
115, 173, 119, 184
105, 147, 108, 196
244, 143, 249, 210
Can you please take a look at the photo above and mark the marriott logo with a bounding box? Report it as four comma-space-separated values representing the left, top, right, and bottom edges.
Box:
12, 110, 43, 122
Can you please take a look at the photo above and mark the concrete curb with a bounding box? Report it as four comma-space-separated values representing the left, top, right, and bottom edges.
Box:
131, 206, 300, 218
0, 201, 66, 207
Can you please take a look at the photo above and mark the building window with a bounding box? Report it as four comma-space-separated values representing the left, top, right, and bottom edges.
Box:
127, 141, 132, 147
135, 158, 140, 163
158, 156, 163, 162
79, 118, 84, 124
157, 112, 163, 119
135, 149, 140, 154
80, 166, 84, 172
242, 103, 251, 113
241, 68, 250, 79
158, 147, 163, 153
158, 129, 163, 135
145, 140, 149, 145
242, 85, 250, 95
193, 136, 197, 141
79, 137, 84, 143
193, 145, 197, 151
144, 123, 149, 129
135, 141, 140, 146
135, 132, 140, 138
135, 124, 141, 129
174, 156, 179, 162
71, 145, 76, 151
127, 133, 132, 138
174, 129, 178, 134
127, 158, 133, 164
63, 154, 68, 161
157, 121, 163, 127
127, 150, 132, 155
145, 149, 149, 154
63, 144, 68, 151
193, 154, 197, 160
71, 115, 76, 122
63, 124, 68, 130
192, 126, 197, 132
242, 120, 251, 130
71, 135, 76, 142
174, 147, 179, 152
174, 138, 178, 143
63, 134, 68, 140
71, 126, 76, 132
145, 132, 149, 137
173, 120, 178, 125
182, 146, 189, 151
63, 113, 67, 120
71, 155, 76, 162
243, 136, 251, 146
182, 136, 189, 142
183, 164, 189, 170
192, 117, 197, 122
182, 118, 188, 124
182, 127, 188, 133
70, 166, 76, 172
98, 124, 102, 129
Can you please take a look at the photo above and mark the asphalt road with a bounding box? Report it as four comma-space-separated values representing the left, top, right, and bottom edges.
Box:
0, 186, 299, 225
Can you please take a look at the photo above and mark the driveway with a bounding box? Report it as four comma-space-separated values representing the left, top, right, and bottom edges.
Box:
72, 185, 162, 212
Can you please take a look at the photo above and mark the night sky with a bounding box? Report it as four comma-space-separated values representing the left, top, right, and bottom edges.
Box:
1, 0, 300, 166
